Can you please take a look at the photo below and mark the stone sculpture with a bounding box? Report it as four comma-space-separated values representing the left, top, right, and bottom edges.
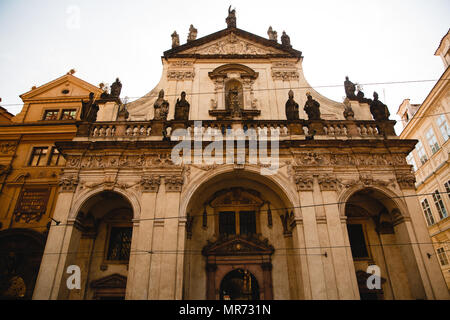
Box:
174, 92, 190, 121
153, 89, 170, 120
285, 90, 299, 120
304, 93, 321, 120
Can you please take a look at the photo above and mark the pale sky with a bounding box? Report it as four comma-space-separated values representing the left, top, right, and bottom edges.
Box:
0, 0, 449, 133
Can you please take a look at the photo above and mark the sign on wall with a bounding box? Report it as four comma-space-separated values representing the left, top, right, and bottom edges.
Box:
14, 188, 51, 223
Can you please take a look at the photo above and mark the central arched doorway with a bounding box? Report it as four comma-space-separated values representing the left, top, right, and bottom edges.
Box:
182, 169, 299, 300
220, 269, 260, 300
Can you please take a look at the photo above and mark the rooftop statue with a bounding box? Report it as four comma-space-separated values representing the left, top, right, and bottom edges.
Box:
153, 89, 170, 121
226, 6, 236, 28
343, 98, 355, 120
304, 93, 321, 120
110, 78, 122, 98
344, 76, 357, 100
370, 92, 390, 121
281, 31, 291, 47
80, 92, 99, 122
267, 26, 278, 41
174, 92, 190, 121
285, 90, 299, 120
171, 31, 180, 48
187, 25, 198, 42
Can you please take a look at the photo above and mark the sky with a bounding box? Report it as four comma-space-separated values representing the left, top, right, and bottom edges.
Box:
0, 0, 449, 133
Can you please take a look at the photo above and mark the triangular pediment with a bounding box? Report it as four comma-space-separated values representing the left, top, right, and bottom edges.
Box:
90, 273, 127, 289
20, 73, 103, 101
202, 234, 274, 256
164, 28, 302, 59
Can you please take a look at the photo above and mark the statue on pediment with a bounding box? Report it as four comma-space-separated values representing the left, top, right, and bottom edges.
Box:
81, 92, 99, 122
281, 31, 291, 47
171, 31, 180, 48
187, 25, 198, 42
226, 6, 236, 28
267, 26, 278, 41
304, 93, 321, 120
370, 92, 390, 121
344, 76, 357, 99
174, 92, 190, 121
153, 89, 169, 121
285, 90, 299, 120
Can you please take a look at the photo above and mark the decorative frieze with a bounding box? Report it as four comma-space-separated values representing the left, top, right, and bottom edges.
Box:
165, 175, 184, 192
66, 153, 179, 169
396, 172, 416, 189
271, 70, 299, 81
167, 70, 195, 81
292, 152, 408, 167
59, 175, 79, 193
0, 142, 18, 154
140, 175, 161, 193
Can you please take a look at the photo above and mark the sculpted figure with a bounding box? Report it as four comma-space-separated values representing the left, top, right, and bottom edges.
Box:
343, 98, 355, 120
370, 92, 390, 121
226, 6, 236, 28
226, 85, 241, 116
174, 92, 190, 121
267, 26, 278, 41
281, 31, 291, 47
344, 76, 357, 99
304, 93, 321, 120
81, 92, 99, 122
110, 78, 122, 98
187, 25, 198, 42
285, 90, 299, 120
171, 31, 180, 48
153, 89, 169, 120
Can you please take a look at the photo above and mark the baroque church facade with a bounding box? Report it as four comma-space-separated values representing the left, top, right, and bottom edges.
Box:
2, 9, 449, 300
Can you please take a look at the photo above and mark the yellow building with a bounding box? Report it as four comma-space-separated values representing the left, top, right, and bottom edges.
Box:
397, 29, 450, 289
0, 71, 102, 299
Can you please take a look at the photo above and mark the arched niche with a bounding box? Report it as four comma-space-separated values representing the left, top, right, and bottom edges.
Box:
0, 229, 46, 300
344, 187, 426, 300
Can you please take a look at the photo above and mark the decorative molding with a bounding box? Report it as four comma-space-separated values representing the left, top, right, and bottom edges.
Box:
185, 33, 281, 56
318, 174, 339, 191
164, 175, 184, 192
59, 175, 79, 193
167, 70, 195, 81
140, 175, 161, 193
280, 211, 295, 235
66, 153, 179, 169
170, 60, 194, 67
271, 70, 299, 81
396, 172, 416, 189
294, 174, 314, 191
0, 142, 18, 154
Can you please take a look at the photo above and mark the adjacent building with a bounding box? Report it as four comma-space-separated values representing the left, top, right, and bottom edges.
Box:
0, 71, 103, 299
397, 29, 450, 289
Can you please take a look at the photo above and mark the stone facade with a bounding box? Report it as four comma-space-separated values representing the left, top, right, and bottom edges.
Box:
2, 12, 449, 300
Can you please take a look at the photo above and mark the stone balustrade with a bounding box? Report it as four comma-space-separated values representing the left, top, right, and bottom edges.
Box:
76, 119, 397, 140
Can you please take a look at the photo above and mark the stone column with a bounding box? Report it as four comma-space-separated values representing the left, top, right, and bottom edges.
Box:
33, 191, 80, 300
206, 263, 217, 300
261, 262, 273, 300
126, 176, 159, 300
291, 218, 310, 299
295, 181, 327, 299
157, 175, 184, 299
318, 176, 359, 300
